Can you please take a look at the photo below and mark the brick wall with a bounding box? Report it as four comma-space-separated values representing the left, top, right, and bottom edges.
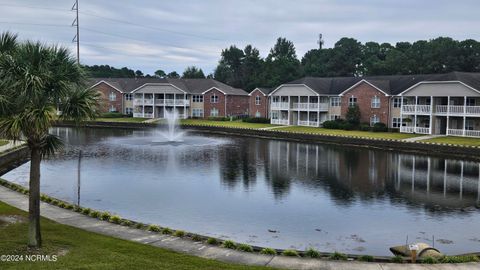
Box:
249, 90, 269, 118
92, 82, 123, 113
227, 95, 249, 116
340, 82, 390, 125
203, 89, 226, 117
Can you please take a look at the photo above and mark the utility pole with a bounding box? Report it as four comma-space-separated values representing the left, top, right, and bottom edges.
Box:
317, 33, 324, 50
72, 0, 80, 64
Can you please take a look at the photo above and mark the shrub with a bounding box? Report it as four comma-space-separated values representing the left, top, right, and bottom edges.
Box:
90, 211, 101, 218
22, 190, 29, 195
222, 240, 237, 249
51, 200, 59, 206
372, 122, 388, 132
339, 121, 354, 130
40, 194, 48, 201
358, 255, 374, 262
207, 116, 229, 121
45, 197, 53, 203
100, 112, 124, 118
346, 104, 361, 126
206, 238, 218, 245
73, 206, 82, 212
237, 243, 253, 252
305, 247, 320, 258
391, 255, 404, 263
148, 225, 161, 232
329, 252, 348, 260
135, 223, 144, 229
82, 208, 91, 215
440, 255, 479, 263
242, 117, 270, 123
282, 249, 299, 257
422, 256, 439, 264
192, 234, 202, 241
121, 220, 132, 226
260, 248, 277, 255
65, 204, 74, 210
58, 202, 66, 208
322, 120, 342, 129
100, 212, 111, 221
161, 227, 173, 235
359, 123, 371, 131
173, 230, 185, 237
109, 215, 121, 224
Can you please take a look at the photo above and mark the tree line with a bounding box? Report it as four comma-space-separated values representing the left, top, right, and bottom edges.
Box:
85, 36, 480, 91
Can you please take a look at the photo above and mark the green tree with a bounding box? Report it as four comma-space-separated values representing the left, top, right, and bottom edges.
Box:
346, 104, 361, 126
154, 69, 166, 78
0, 32, 99, 248
135, 70, 144, 78
214, 45, 244, 88
328, 37, 362, 76
167, 71, 180, 78
264, 37, 301, 87
182, 66, 205, 79
242, 45, 264, 91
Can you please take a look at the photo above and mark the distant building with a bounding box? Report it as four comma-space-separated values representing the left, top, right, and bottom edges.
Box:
248, 88, 273, 118
89, 78, 249, 118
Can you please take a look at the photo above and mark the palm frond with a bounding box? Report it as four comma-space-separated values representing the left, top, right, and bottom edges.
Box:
40, 133, 63, 157
0, 31, 18, 53
59, 87, 100, 123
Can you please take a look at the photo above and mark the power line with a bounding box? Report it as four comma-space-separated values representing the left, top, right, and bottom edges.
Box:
0, 21, 70, 28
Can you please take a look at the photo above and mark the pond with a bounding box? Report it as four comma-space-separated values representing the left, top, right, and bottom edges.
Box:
3, 127, 480, 256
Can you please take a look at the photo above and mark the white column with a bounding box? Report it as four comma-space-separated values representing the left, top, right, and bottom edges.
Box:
446, 96, 450, 135
297, 96, 300, 125
287, 96, 290, 125
184, 93, 187, 119
307, 96, 310, 125
142, 93, 145, 117
463, 96, 467, 136
429, 96, 433, 134
400, 96, 404, 129
173, 94, 176, 115
414, 96, 418, 133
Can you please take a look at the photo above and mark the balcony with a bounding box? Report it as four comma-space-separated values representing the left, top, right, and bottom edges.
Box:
436, 105, 480, 116
401, 105, 431, 114
133, 112, 153, 118
298, 120, 319, 127
133, 98, 153, 105
271, 119, 289, 125
271, 102, 290, 110
400, 126, 431, 134
447, 129, 480, 137
292, 103, 329, 111
164, 99, 190, 106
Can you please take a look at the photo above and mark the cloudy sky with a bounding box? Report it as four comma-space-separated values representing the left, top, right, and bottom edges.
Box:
0, 0, 478, 75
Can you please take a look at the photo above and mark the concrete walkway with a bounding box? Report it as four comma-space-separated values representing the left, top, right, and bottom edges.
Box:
403, 135, 445, 142
0, 141, 24, 153
0, 187, 478, 269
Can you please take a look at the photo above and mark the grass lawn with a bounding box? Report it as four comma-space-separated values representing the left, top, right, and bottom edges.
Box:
275, 126, 423, 140
0, 201, 273, 270
420, 136, 480, 146
179, 119, 275, 129
0, 140, 8, 147
94, 117, 147, 123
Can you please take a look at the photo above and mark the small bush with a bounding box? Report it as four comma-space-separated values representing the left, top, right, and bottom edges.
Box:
45, 197, 53, 203
422, 256, 439, 264
90, 211, 101, 218
161, 227, 173, 235
58, 202, 66, 208
207, 116, 230, 121
358, 255, 374, 262
135, 223, 144, 229
65, 204, 74, 210
121, 220, 132, 226
322, 120, 342, 129
206, 238, 218, 245
100, 212, 111, 221
22, 190, 29, 195
305, 247, 320, 258
372, 122, 388, 132
109, 215, 121, 224
329, 252, 348, 260
222, 240, 237, 249
440, 255, 479, 263
260, 248, 277, 255
100, 112, 124, 118
359, 123, 371, 131
82, 208, 91, 215
40, 194, 48, 201
237, 243, 253, 252
51, 200, 59, 206
192, 234, 202, 241
391, 255, 404, 263
173, 230, 185, 237
242, 117, 270, 123
73, 206, 82, 212
148, 225, 161, 232
282, 249, 299, 257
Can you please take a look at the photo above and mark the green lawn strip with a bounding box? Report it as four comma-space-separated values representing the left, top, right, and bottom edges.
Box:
94, 117, 147, 123
275, 126, 423, 140
420, 136, 480, 146
0, 140, 8, 147
0, 201, 273, 270
179, 119, 275, 129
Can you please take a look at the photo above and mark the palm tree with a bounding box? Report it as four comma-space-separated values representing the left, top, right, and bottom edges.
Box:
0, 32, 99, 248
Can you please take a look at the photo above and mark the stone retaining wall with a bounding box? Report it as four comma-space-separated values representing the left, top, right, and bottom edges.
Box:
0, 146, 29, 175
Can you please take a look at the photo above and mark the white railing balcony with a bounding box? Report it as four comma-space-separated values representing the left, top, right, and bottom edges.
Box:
292, 103, 309, 110
319, 103, 329, 111
415, 127, 431, 134
175, 100, 190, 106
133, 98, 143, 105
164, 99, 175, 105
416, 105, 431, 114
155, 99, 164, 104
447, 129, 480, 137
144, 99, 154, 105
308, 121, 319, 127
399, 126, 430, 134
465, 130, 480, 137
271, 119, 289, 125
401, 105, 416, 114
271, 102, 290, 110
144, 112, 153, 118
436, 105, 448, 114
447, 129, 464, 136
298, 120, 309, 126
400, 126, 415, 133
449, 105, 464, 114
466, 106, 480, 115
401, 105, 431, 114
133, 112, 143, 118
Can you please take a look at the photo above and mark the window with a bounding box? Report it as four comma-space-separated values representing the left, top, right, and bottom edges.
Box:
371, 96, 380, 108
125, 94, 132, 101
465, 119, 474, 130
255, 96, 261, 105
255, 111, 261, 117
109, 105, 116, 112
272, 96, 280, 103
349, 96, 357, 107
330, 97, 341, 107
393, 97, 402, 108
210, 94, 219, 103
109, 92, 116, 101
125, 107, 133, 114
192, 108, 204, 117
192, 95, 204, 103
392, 117, 401, 128
329, 114, 340, 120
210, 108, 219, 117
370, 115, 379, 126
467, 98, 476, 106
271, 111, 279, 119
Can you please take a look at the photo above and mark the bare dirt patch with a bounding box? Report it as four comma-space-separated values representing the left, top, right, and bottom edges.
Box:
0, 215, 27, 226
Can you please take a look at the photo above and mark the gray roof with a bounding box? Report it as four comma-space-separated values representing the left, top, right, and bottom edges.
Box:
252, 87, 274, 95
90, 78, 248, 95
283, 72, 480, 96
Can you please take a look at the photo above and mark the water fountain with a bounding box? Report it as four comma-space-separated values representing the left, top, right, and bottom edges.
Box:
154, 109, 185, 143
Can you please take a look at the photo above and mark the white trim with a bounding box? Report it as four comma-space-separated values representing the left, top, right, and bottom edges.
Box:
268, 84, 319, 97
398, 81, 480, 96
339, 79, 389, 96
248, 88, 267, 96
131, 83, 187, 94
202, 87, 227, 95
90, 80, 123, 93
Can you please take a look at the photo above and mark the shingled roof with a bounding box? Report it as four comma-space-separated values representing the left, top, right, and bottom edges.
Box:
89, 78, 248, 95
281, 72, 480, 96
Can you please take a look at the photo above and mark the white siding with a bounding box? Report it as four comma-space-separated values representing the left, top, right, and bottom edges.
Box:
403, 82, 480, 97
271, 85, 317, 96
135, 84, 184, 94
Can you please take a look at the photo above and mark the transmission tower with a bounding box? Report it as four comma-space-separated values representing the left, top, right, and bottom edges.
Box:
317, 33, 324, 50
71, 0, 79, 64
